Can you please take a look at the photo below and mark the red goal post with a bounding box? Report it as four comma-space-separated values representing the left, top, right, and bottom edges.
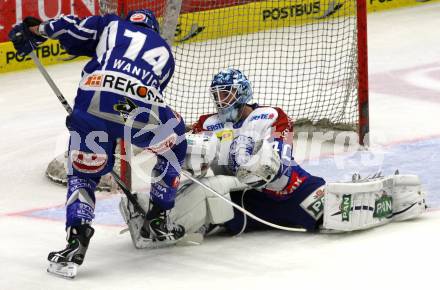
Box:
356, 0, 369, 147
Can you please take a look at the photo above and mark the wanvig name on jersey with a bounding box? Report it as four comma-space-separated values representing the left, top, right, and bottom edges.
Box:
80, 71, 165, 107
112, 59, 159, 88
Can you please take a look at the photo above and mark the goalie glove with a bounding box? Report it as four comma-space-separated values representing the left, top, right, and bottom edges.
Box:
235, 140, 281, 189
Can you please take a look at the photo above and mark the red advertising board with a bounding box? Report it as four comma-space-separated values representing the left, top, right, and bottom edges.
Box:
0, 0, 99, 43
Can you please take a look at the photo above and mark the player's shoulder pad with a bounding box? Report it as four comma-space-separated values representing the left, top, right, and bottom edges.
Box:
247, 106, 291, 129
247, 106, 279, 122
191, 113, 221, 133
242, 107, 279, 135
271, 106, 293, 132
252, 106, 293, 142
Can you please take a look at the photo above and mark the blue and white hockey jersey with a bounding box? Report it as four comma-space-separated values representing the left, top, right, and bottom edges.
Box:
42, 14, 175, 130
44, 14, 174, 91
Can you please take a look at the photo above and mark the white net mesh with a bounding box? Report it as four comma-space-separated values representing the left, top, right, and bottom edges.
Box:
101, 0, 361, 130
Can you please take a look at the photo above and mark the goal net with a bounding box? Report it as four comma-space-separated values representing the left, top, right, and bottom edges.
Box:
104, 0, 369, 141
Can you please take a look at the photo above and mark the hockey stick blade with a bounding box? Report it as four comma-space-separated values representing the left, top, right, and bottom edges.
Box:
47, 261, 78, 279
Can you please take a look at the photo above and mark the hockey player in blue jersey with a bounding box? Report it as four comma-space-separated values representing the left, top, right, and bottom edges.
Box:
9, 9, 187, 277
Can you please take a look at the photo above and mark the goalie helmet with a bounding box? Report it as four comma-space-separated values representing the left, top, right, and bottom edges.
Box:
210, 68, 253, 123
126, 9, 160, 33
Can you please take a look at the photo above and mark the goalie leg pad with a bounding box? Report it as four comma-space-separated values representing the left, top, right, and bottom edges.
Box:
391, 175, 426, 221
170, 175, 247, 233
323, 174, 426, 232
119, 195, 147, 249
169, 181, 209, 234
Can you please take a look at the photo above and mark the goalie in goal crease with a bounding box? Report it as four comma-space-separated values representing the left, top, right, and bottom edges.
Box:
122, 68, 427, 242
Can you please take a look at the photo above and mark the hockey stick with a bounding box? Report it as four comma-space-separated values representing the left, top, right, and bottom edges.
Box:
181, 171, 307, 233
29, 51, 147, 217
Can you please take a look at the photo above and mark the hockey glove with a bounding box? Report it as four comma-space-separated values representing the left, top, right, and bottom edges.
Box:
8, 16, 47, 57
236, 140, 281, 189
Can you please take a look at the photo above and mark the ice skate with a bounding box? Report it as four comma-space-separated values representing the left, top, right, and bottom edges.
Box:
47, 225, 94, 279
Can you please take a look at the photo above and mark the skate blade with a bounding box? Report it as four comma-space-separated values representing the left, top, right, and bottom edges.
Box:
47, 261, 77, 279
135, 233, 204, 249
176, 233, 204, 246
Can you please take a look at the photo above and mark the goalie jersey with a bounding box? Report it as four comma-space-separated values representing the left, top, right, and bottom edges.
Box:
192, 104, 313, 200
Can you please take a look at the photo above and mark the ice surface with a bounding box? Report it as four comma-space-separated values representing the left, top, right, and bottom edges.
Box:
0, 3, 440, 290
